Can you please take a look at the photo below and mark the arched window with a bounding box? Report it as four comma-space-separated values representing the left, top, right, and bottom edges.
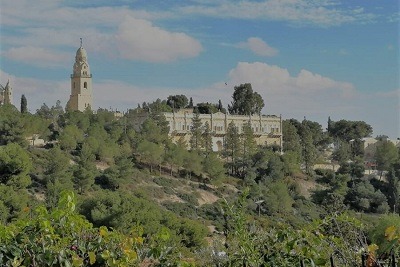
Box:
84, 82, 87, 89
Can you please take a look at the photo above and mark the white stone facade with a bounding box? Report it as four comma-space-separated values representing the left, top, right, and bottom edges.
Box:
67, 43, 93, 111
165, 109, 282, 151
131, 109, 283, 152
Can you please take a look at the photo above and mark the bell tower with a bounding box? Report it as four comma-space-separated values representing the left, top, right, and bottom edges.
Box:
67, 38, 93, 111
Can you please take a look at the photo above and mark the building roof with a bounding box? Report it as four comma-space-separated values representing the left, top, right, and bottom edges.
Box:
75, 46, 87, 62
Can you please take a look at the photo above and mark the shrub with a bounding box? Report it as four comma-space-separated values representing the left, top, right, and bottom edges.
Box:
0, 191, 198, 266
177, 191, 199, 206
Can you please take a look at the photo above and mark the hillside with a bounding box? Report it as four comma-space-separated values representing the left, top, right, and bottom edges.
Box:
0, 103, 399, 266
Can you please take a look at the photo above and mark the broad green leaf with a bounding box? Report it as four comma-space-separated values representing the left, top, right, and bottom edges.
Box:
88, 251, 96, 264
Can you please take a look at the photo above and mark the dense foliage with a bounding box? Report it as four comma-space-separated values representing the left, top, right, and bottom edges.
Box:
0, 87, 399, 265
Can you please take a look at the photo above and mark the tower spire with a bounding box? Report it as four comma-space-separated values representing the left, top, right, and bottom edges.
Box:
68, 42, 92, 111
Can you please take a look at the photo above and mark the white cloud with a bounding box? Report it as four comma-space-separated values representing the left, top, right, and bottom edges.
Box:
0, 0, 171, 28
0, 0, 200, 66
3, 46, 69, 67
227, 62, 355, 97
237, 37, 278, 57
1, 0, 380, 28
180, 0, 377, 27
221, 62, 399, 137
115, 16, 203, 62
224, 61, 358, 119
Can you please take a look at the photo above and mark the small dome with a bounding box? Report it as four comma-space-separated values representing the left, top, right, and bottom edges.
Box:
75, 46, 87, 61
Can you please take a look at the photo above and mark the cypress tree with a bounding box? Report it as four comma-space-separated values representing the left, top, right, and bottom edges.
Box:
20, 94, 27, 113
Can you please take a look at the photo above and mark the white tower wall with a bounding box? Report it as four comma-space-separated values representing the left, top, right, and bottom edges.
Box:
68, 41, 93, 111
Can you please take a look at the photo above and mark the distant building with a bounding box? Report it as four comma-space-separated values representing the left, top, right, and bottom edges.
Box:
67, 39, 93, 111
132, 109, 283, 152
0, 80, 13, 105
360, 137, 381, 162
27, 134, 46, 147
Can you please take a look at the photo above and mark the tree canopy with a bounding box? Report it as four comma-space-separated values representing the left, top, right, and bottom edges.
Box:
328, 119, 373, 141
228, 83, 265, 115
167, 95, 189, 109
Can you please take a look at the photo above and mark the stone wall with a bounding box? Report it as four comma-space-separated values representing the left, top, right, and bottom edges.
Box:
130, 109, 283, 152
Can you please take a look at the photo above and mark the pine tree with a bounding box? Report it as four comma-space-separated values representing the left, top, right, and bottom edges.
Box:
242, 122, 256, 158
387, 167, 400, 213
282, 120, 302, 157
202, 121, 213, 154
301, 121, 318, 176
20, 95, 27, 113
189, 111, 203, 151
224, 121, 241, 175
240, 122, 256, 175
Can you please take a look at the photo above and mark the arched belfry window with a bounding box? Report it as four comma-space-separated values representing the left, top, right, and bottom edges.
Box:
84, 82, 87, 89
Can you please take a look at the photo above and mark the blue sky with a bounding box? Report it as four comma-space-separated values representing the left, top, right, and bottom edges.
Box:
0, 0, 399, 138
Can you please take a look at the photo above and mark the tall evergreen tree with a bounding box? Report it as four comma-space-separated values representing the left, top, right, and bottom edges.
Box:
20, 95, 27, 114
202, 152, 225, 181
224, 121, 241, 175
332, 140, 351, 163
218, 99, 223, 111
327, 116, 333, 132
188, 97, 194, 108
282, 120, 302, 160
374, 140, 399, 175
202, 121, 213, 154
301, 121, 318, 176
386, 166, 400, 213
189, 112, 203, 151
241, 122, 257, 167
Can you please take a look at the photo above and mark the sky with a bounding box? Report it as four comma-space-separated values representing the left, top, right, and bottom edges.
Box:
0, 0, 399, 138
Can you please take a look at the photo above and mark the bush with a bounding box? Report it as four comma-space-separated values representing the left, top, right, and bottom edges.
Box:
163, 201, 197, 218
177, 191, 199, 206
153, 176, 182, 187
162, 186, 175, 195
369, 214, 400, 256
0, 192, 145, 266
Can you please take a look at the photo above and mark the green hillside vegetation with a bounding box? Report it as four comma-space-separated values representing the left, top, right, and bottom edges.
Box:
0, 89, 399, 266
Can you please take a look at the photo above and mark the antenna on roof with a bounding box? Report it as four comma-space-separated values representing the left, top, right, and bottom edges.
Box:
80, 38, 83, 47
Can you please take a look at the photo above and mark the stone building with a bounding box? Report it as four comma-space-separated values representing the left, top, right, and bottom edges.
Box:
132, 109, 283, 152
67, 40, 93, 111
0, 80, 13, 105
